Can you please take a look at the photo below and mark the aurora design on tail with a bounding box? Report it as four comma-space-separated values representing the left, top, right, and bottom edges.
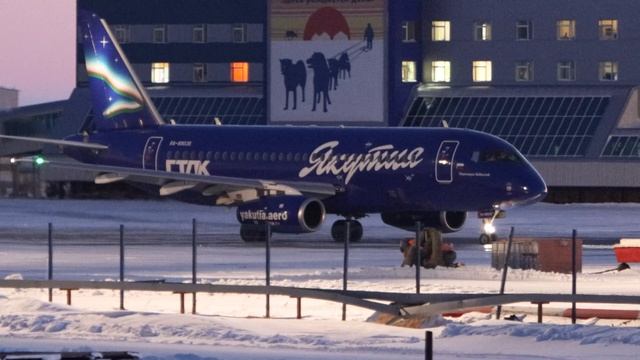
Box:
79, 10, 164, 130
85, 57, 143, 118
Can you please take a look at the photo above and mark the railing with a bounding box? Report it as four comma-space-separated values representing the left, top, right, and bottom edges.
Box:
2, 279, 640, 321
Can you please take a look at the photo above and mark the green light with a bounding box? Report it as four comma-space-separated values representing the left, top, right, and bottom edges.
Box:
33, 155, 45, 166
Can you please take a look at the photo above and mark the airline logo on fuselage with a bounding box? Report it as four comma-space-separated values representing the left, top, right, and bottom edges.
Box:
239, 210, 289, 222
165, 160, 210, 175
299, 141, 424, 184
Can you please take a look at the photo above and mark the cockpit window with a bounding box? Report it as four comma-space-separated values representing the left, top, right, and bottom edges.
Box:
480, 149, 523, 163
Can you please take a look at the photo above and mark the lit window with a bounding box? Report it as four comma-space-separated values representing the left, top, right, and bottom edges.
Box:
431, 61, 450, 82
516, 20, 533, 40
230, 62, 249, 82
557, 20, 576, 40
401, 61, 417, 82
599, 19, 618, 40
599, 61, 618, 81
472, 61, 492, 82
557, 61, 576, 81
402, 21, 416, 42
474, 22, 491, 41
193, 63, 207, 83
151, 62, 170, 83
193, 24, 206, 43
515, 61, 533, 81
153, 25, 167, 43
113, 25, 129, 44
232, 24, 247, 43
432, 21, 450, 41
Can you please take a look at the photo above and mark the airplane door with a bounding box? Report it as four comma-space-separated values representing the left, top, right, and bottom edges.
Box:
142, 137, 163, 170
436, 140, 459, 184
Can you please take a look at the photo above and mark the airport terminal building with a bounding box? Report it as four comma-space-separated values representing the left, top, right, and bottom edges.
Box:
1, 0, 640, 200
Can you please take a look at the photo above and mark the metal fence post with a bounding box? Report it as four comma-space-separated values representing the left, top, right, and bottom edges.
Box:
119, 224, 125, 310
425, 330, 433, 360
496, 226, 515, 319
265, 223, 271, 319
342, 218, 351, 321
415, 221, 422, 294
192, 218, 197, 314
572, 229, 577, 324
48, 222, 52, 302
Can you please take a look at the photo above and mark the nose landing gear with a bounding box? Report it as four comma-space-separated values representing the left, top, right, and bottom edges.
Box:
478, 209, 504, 244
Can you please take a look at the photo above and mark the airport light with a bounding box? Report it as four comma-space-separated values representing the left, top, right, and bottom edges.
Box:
483, 223, 496, 235
33, 155, 46, 167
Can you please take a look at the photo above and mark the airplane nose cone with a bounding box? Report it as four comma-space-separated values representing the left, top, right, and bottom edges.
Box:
518, 170, 547, 204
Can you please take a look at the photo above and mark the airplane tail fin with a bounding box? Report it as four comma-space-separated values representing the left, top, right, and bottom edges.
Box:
79, 10, 165, 131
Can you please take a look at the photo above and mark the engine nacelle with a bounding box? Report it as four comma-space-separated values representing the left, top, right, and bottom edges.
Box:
237, 196, 326, 233
381, 211, 467, 233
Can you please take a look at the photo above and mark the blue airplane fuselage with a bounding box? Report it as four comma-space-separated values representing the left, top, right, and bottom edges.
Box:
65, 125, 546, 215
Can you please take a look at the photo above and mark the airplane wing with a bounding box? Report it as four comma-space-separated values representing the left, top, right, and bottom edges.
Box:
23, 157, 337, 204
0, 134, 108, 150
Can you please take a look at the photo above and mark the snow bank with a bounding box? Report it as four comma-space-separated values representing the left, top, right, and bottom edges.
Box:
442, 321, 640, 345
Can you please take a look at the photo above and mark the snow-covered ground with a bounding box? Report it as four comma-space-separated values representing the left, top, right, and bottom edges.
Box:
1, 199, 640, 359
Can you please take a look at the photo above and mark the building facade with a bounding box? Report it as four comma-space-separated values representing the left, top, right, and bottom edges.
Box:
0, 87, 18, 111
402, 0, 640, 200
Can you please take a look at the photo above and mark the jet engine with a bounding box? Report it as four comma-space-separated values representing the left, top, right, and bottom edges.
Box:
381, 211, 467, 233
237, 196, 326, 234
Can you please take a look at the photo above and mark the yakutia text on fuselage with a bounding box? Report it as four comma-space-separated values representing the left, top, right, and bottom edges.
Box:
298, 141, 424, 184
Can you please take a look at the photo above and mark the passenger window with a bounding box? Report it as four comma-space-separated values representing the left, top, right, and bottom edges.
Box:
174, 150, 181, 159
286, 153, 293, 162
230, 152, 237, 161
238, 152, 245, 161
214, 152, 221, 161
262, 153, 269, 161
294, 153, 301, 162
167, 151, 173, 159
183, 151, 190, 160
270, 153, 277, 162
190, 150, 197, 160
278, 153, 285, 161
302, 153, 309, 162
206, 151, 212, 160
198, 151, 204, 161
471, 151, 480, 163
222, 151, 228, 161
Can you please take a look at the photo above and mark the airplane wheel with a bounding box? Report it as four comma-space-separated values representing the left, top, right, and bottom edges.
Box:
331, 220, 363, 242
240, 224, 270, 242
479, 233, 497, 245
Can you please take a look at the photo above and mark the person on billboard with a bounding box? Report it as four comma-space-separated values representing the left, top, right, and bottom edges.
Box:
364, 23, 374, 50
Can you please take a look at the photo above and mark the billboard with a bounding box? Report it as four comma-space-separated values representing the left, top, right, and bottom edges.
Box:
269, 0, 386, 124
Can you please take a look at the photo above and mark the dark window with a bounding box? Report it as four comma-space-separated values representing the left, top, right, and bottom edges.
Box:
402, 21, 417, 42
480, 150, 522, 163
516, 20, 532, 40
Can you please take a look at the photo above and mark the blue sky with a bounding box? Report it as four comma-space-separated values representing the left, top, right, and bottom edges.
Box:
0, 0, 75, 106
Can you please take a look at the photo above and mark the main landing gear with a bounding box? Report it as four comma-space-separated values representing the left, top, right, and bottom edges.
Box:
331, 219, 363, 242
240, 224, 271, 242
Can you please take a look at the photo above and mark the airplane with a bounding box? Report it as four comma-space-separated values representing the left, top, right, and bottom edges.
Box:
0, 11, 547, 243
